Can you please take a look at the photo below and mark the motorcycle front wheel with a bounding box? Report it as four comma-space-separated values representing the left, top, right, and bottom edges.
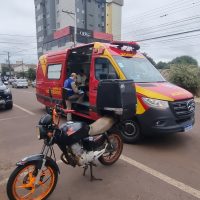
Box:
7, 161, 58, 200
99, 131, 123, 166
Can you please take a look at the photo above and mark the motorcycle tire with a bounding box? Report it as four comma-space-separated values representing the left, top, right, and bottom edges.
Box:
99, 131, 123, 166
7, 161, 58, 200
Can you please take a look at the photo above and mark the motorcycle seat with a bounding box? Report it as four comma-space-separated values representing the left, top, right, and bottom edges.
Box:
89, 116, 115, 136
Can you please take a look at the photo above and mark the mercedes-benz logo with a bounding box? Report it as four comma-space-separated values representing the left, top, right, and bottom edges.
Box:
187, 100, 195, 112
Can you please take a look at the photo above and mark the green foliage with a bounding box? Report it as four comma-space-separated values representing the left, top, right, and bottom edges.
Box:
1, 66, 14, 76
170, 56, 198, 66
27, 68, 36, 81
157, 61, 169, 69
169, 64, 200, 95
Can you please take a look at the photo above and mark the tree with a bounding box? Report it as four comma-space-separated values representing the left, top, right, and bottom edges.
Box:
1, 66, 14, 77
170, 56, 198, 66
143, 53, 157, 67
27, 68, 36, 81
169, 64, 200, 95
156, 61, 169, 69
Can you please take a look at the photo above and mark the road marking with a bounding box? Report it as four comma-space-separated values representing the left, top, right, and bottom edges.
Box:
1, 155, 200, 199
21, 91, 34, 94
14, 104, 35, 116
0, 116, 28, 122
120, 155, 200, 199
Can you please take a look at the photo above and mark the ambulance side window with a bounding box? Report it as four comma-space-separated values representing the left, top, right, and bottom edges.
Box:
47, 64, 62, 80
95, 58, 118, 80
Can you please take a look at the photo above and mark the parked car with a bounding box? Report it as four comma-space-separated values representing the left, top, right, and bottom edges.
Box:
8, 78, 15, 85
3, 80, 9, 85
12, 79, 28, 88
0, 80, 13, 109
31, 80, 36, 87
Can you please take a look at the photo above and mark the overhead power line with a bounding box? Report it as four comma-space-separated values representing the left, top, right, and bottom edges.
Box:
123, 0, 191, 21
136, 29, 200, 42
123, 0, 200, 24
122, 16, 200, 35
0, 33, 36, 37
0, 41, 37, 44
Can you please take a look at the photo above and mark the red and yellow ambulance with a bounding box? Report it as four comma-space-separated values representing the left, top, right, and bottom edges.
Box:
36, 41, 195, 143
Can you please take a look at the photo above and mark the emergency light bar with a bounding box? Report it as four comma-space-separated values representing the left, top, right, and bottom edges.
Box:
111, 41, 140, 51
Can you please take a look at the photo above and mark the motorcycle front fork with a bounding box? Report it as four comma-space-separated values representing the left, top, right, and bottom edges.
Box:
34, 138, 54, 186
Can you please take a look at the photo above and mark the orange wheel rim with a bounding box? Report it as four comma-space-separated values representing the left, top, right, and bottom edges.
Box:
102, 134, 122, 163
12, 164, 55, 200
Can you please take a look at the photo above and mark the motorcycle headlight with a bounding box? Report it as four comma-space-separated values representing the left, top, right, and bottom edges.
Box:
142, 97, 169, 109
36, 125, 47, 140
4, 88, 11, 95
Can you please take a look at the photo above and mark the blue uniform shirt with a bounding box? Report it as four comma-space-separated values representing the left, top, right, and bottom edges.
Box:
64, 77, 75, 96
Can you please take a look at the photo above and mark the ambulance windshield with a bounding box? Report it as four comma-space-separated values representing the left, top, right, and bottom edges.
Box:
114, 56, 165, 83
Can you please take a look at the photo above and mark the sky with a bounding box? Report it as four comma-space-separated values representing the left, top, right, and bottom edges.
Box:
0, 0, 199, 65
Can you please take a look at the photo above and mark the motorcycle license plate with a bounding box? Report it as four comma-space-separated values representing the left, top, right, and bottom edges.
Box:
184, 124, 193, 132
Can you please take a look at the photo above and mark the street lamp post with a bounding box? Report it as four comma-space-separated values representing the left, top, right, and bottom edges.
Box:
62, 9, 77, 47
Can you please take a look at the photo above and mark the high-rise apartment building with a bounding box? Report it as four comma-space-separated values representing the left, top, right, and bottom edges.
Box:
34, 0, 124, 57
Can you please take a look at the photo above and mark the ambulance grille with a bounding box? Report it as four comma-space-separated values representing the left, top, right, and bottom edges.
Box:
170, 99, 195, 118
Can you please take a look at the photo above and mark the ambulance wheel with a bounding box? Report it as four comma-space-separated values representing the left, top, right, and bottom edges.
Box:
120, 120, 141, 144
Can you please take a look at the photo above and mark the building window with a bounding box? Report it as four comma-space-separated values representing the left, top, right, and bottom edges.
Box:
48, 64, 62, 80
57, 22, 60, 29
37, 14, 42, 21
37, 25, 42, 32
77, 8, 80, 12
82, 10, 85, 14
77, 18, 80, 23
57, 10, 59, 17
38, 36, 44, 42
89, 24, 93, 27
36, 4, 40, 11
38, 47, 43, 52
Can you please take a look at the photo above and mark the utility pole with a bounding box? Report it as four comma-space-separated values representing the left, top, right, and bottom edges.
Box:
7, 52, 11, 78
62, 9, 77, 47
22, 60, 24, 78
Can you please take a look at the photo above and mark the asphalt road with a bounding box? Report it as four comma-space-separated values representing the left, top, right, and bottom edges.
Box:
0, 87, 200, 200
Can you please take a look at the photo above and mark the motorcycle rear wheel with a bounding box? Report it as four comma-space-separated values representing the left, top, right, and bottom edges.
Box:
99, 131, 123, 166
7, 161, 58, 200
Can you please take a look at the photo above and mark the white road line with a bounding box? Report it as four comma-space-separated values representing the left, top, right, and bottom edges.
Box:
14, 104, 35, 116
21, 91, 34, 94
0, 116, 28, 122
120, 155, 200, 199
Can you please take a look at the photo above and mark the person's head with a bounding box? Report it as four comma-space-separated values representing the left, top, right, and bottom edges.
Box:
70, 73, 77, 80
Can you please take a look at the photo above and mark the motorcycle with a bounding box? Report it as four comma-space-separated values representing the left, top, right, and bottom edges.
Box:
6, 104, 123, 200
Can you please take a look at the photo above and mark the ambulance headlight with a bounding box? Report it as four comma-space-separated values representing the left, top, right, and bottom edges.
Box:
142, 97, 169, 109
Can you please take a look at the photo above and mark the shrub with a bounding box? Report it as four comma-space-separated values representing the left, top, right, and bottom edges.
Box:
169, 64, 200, 96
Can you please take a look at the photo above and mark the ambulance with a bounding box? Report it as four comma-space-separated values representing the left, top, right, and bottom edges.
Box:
36, 41, 195, 143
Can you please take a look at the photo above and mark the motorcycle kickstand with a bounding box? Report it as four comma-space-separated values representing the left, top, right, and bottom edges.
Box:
83, 165, 88, 176
89, 163, 102, 182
